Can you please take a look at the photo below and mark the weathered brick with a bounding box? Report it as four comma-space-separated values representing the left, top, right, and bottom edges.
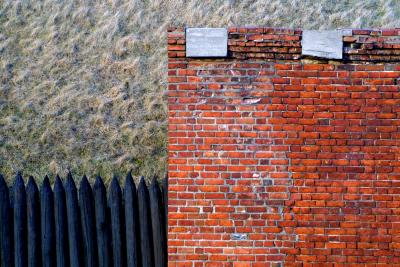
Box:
168, 26, 400, 266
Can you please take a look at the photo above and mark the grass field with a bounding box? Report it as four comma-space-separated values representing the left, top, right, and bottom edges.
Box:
0, 0, 399, 183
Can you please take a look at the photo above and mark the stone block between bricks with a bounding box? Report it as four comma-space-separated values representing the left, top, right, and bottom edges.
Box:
186, 28, 227, 57
302, 30, 343, 59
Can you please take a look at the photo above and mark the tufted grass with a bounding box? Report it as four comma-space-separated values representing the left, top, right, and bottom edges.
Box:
0, 0, 398, 182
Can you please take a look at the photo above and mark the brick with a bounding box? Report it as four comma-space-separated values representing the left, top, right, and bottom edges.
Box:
168, 26, 400, 266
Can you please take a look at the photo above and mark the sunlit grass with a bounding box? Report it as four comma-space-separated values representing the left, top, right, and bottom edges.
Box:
0, 0, 398, 182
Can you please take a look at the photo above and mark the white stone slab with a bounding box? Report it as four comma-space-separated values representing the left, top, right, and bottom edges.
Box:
186, 28, 227, 57
302, 30, 343, 59
340, 28, 353, 37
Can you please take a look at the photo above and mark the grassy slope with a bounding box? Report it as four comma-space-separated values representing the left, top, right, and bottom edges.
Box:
0, 0, 399, 183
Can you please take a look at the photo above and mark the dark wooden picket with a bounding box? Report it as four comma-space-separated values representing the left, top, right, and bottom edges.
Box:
93, 176, 111, 267
0, 175, 13, 266
138, 177, 155, 267
26, 176, 41, 267
0, 173, 168, 267
65, 173, 83, 267
109, 177, 125, 267
41, 176, 56, 267
13, 173, 27, 267
149, 177, 167, 267
79, 176, 97, 267
124, 172, 140, 267
54, 175, 69, 267
162, 177, 168, 237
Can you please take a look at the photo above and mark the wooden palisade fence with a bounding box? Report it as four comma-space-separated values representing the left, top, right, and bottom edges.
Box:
0, 172, 167, 267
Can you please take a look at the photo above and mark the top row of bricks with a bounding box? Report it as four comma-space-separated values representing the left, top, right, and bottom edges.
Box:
167, 27, 400, 62
168, 27, 400, 36
185, 28, 345, 59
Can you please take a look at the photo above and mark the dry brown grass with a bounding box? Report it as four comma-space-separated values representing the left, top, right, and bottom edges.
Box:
0, 0, 398, 182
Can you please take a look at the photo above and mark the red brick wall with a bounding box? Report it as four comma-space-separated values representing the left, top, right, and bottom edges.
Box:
168, 27, 400, 266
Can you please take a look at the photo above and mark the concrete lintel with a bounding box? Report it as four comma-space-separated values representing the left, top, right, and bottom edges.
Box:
340, 28, 353, 37
302, 30, 343, 60
186, 28, 228, 57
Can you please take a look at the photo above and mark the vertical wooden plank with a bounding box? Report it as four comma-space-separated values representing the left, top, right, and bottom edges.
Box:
54, 175, 69, 267
93, 176, 111, 267
41, 176, 55, 267
0, 174, 13, 266
124, 172, 140, 267
26, 176, 41, 267
137, 177, 154, 267
162, 177, 168, 267
79, 175, 97, 267
149, 177, 167, 267
161, 177, 168, 244
109, 177, 125, 267
13, 173, 27, 267
65, 172, 82, 267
